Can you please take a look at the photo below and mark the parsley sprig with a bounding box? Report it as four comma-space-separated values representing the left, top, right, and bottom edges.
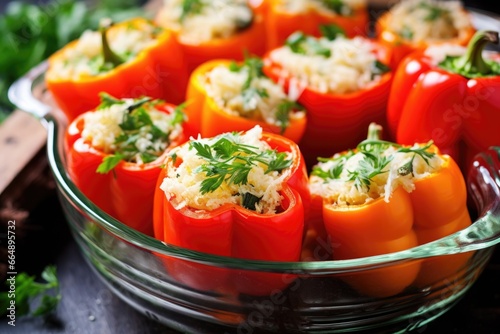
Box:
190, 134, 292, 194
0, 266, 61, 318
320, 0, 352, 16
180, 0, 205, 22
95, 93, 186, 174
228, 56, 303, 133
312, 123, 436, 191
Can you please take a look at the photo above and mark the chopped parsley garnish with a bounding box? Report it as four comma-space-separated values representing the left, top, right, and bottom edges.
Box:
190, 134, 292, 194
94, 94, 186, 174
399, 25, 414, 40
228, 56, 301, 131
180, 0, 205, 22
286, 32, 331, 57
312, 124, 436, 191
320, 0, 352, 16
275, 100, 303, 134
370, 60, 391, 79
416, 1, 449, 22
319, 24, 346, 41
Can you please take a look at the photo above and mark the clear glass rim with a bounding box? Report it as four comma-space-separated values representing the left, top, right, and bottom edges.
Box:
9, 58, 500, 274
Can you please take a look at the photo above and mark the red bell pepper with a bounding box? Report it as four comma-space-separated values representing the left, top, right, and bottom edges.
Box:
263, 31, 393, 168
153, 126, 310, 296
45, 17, 189, 122
265, 0, 369, 50
65, 93, 190, 236
154, 0, 267, 73
387, 30, 500, 174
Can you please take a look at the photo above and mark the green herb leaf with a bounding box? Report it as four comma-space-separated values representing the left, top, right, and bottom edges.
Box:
97, 153, 125, 174
180, 0, 205, 22
0, 265, 61, 318
371, 60, 391, 79
241, 192, 262, 210
321, 0, 351, 15
319, 24, 346, 41
192, 135, 292, 195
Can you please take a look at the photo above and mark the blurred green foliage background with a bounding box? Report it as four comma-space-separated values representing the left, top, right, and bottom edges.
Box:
0, 0, 147, 122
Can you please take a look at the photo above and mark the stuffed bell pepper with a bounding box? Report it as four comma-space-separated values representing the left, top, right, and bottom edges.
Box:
153, 125, 310, 296
263, 29, 392, 168
307, 123, 472, 297
387, 30, 500, 174
375, 0, 475, 68
65, 93, 190, 236
46, 17, 189, 122
184, 56, 307, 142
265, 0, 369, 49
154, 0, 266, 73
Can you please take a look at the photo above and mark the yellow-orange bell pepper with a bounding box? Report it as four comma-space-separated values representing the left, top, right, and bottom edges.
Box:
307, 123, 471, 297
155, 1, 267, 73
45, 17, 189, 122
265, 0, 369, 49
184, 58, 307, 143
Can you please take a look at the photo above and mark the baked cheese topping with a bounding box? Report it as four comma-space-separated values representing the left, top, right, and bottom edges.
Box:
160, 126, 294, 213
82, 95, 184, 167
386, 0, 472, 43
203, 58, 305, 131
275, 0, 365, 15
158, 0, 253, 44
268, 35, 389, 94
309, 139, 444, 206
48, 20, 160, 80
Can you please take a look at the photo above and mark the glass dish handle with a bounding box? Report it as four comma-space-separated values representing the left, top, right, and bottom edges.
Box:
8, 61, 51, 124
465, 146, 500, 249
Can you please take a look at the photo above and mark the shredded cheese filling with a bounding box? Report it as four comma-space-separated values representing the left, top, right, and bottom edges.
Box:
160, 126, 293, 214
82, 99, 183, 164
48, 20, 159, 80
309, 144, 445, 206
158, 0, 253, 44
269, 35, 384, 94
203, 64, 305, 127
386, 0, 472, 42
275, 0, 365, 15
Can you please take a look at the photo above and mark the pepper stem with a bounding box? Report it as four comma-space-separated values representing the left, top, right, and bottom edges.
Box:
366, 122, 383, 141
454, 30, 499, 76
100, 18, 125, 68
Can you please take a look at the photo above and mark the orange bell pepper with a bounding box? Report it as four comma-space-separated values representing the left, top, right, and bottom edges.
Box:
154, 1, 267, 73
263, 32, 392, 168
375, 0, 475, 68
265, 0, 369, 49
45, 17, 188, 122
184, 57, 307, 142
153, 126, 310, 296
308, 123, 471, 297
65, 93, 190, 236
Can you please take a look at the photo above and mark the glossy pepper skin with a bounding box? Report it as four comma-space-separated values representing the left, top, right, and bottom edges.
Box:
308, 124, 471, 297
265, 0, 369, 50
263, 36, 393, 168
155, 1, 267, 73
65, 98, 189, 236
153, 130, 310, 296
387, 30, 500, 174
185, 59, 307, 142
375, 7, 475, 68
46, 18, 188, 122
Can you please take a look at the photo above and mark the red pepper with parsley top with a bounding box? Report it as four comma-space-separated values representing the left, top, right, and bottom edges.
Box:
65, 93, 191, 236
